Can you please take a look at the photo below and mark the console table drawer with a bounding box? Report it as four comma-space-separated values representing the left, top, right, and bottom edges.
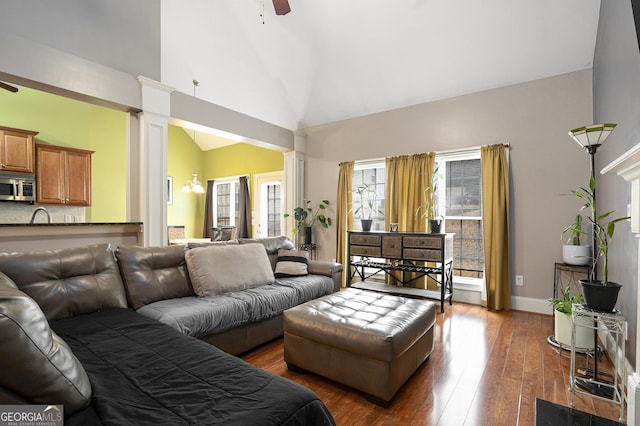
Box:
382, 236, 402, 258
403, 236, 442, 249
350, 245, 382, 257
350, 234, 382, 246
404, 248, 441, 261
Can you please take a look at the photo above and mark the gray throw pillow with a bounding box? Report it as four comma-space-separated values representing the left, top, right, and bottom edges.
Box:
185, 243, 275, 297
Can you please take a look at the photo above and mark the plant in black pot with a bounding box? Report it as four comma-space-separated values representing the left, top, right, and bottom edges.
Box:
284, 199, 332, 245
416, 167, 443, 233
568, 176, 629, 312
352, 183, 382, 232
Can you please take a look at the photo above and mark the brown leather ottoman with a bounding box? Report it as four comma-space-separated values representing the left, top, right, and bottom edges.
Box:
283, 287, 437, 407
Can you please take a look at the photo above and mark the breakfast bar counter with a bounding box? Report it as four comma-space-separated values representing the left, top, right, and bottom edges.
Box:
0, 222, 144, 253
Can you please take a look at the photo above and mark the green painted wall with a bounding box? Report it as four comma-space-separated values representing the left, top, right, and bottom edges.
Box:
167, 125, 204, 238
205, 143, 283, 180
203, 143, 284, 235
0, 86, 127, 222
0, 87, 283, 237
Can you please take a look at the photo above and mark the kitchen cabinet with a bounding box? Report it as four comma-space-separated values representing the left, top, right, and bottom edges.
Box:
36, 144, 94, 206
0, 125, 37, 174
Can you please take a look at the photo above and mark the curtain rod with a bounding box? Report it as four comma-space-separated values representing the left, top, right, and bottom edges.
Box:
206, 174, 249, 182
435, 143, 510, 156
343, 144, 510, 166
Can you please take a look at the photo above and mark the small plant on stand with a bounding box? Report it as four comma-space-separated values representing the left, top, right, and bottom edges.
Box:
352, 183, 382, 232
416, 167, 443, 233
284, 200, 332, 245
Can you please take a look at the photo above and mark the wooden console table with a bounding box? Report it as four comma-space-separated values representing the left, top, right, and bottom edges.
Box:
347, 231, 454, 312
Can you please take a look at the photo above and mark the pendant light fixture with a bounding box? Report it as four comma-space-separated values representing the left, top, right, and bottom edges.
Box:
182, 79, 205, 194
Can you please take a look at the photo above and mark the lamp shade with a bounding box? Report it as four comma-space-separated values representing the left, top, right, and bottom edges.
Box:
568, 123, 617, 149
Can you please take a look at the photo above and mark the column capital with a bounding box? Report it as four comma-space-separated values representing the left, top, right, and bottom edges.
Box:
137, 76, 174, 117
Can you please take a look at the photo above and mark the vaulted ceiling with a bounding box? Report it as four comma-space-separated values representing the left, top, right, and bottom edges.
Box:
161, 0, 601, 132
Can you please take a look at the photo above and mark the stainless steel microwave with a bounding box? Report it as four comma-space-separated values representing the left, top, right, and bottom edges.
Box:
0, 173, 35, 202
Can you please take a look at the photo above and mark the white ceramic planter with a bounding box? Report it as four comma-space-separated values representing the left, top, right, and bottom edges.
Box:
562, 244, 591, 266
554, 310, 594, 350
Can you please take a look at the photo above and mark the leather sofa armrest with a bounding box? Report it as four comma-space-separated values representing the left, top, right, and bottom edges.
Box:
308, 261, 343, 293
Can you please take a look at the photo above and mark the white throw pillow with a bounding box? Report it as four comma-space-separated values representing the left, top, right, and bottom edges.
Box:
274, 249, 309, 278
185, 243, 275, 297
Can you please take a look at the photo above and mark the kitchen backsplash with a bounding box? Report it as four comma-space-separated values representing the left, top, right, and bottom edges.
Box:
0, 204, 85, 224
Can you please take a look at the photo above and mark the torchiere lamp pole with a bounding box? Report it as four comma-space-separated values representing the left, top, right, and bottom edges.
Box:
567, 123, 617, 398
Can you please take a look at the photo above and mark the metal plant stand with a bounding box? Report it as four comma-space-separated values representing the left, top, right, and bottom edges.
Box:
569, 304, 626, 423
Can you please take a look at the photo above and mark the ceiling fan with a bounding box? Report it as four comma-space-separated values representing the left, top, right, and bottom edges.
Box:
0, 81, 18, 93
272, 0, 291, 15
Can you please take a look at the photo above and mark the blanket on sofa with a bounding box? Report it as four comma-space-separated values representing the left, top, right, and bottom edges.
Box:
50, 309, 335, 426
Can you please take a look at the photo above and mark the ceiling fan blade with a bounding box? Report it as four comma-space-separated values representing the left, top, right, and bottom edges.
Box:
273, 0, 291, 15
0, 81, 18, 93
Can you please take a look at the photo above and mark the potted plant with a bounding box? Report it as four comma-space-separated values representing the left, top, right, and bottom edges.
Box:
416, 167, 443, 233
352, 183, 382, 232
548, 286, 593, 349
569, 176, 629, 312
284, 199, 332, 244
561, 214, 591, 266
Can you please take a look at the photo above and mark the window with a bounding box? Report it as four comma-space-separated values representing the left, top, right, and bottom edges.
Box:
352, 161, 386, 231
351, 152, 485, 287
254, 171, 284, 238
435, 152, 484, 283
213, 179, 240, 227
264, 183, 281, 236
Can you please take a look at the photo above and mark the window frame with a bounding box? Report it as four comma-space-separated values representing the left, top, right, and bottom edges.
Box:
212, 177, 240, 228
254, 171, 284, 238
352, 160, 386, 232
434, 150, 484, 288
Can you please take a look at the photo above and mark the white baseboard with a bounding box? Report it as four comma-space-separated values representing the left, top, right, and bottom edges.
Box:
511, 295, 553, 314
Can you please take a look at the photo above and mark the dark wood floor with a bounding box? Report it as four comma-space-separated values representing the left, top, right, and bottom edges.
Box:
242, 302, 624, 425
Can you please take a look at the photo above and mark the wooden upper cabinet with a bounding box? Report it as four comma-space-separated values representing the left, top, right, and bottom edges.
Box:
0, 125, 38, 174
36, 144, 94, 206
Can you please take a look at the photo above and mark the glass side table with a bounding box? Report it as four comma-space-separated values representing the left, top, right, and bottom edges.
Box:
569, 304, 626, 423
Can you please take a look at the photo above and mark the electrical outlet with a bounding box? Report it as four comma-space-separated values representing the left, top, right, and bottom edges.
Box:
515, 275, 524, 286
74, 216, 84, 223
64, 215, 72, 223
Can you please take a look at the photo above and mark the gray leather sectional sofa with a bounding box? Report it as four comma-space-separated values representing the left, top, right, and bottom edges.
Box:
116, 236, 342, 354
0, 237, 342, 424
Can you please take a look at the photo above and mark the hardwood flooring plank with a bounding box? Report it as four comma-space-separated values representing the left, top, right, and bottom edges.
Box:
241, 303, 624, 425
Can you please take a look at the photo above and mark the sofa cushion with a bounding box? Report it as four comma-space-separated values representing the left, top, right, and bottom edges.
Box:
185, 243, 275, 297
238, 236, 295, 270
137, 274, 334, 338
115, 244, 194, 310
0, 272, 92, 414
0, 243, 126, 321
274, 249, 309, 278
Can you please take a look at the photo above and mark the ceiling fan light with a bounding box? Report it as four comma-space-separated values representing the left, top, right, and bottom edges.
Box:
182, 182, 192, 193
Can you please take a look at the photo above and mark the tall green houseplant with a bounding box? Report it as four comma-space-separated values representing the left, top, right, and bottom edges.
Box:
284, 200, 332, 244
568, 176, 628, 285
567, 175, 629, 312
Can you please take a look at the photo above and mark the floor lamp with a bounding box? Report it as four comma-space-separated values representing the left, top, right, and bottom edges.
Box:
567, 123, 617, 398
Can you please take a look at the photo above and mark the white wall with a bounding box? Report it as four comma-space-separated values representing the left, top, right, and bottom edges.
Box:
303, 70, 593, 303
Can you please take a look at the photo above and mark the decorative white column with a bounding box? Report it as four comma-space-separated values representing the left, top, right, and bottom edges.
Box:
136, 76, 174, 247
283, 133, 306, 245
